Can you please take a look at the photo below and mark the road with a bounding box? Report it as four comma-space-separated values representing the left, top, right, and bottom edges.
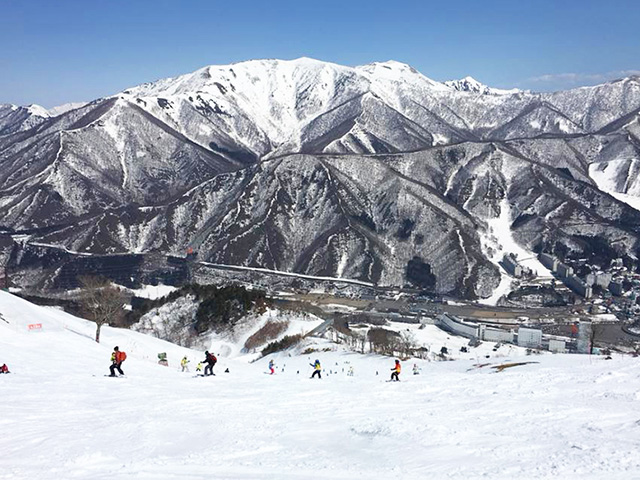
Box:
273, 293, 640, 349
287, 292, 575, 321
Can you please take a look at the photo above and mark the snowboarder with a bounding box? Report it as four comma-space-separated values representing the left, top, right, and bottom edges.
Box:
310, 359, 321, 379
390, 359, 401, 381
109, 346, 126, 377
180, 356, 190, 372
202, 351, 217, 376
0, 363, 9, 374
268, 359, 275, 375
412, 363, 420, 375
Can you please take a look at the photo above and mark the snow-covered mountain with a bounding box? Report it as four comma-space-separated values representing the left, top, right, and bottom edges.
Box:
444, 76, 522, 95
2, 58, 640, 298
0, 103, 50, 135
47, 101, 88, 117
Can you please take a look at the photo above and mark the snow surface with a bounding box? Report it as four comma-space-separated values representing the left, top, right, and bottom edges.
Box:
479, 199, 553, 305
25, 104, 50, 118
47, 102, 87, 117
609, 192, 640, 211
128, 283, 177, 300
2, 291, 640, 479
588, 161, 640, 210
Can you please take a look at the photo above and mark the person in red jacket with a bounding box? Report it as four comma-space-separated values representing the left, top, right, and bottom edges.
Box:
390, 359, 401, 382
0, 363, 9, 374
109, 346, 127, 377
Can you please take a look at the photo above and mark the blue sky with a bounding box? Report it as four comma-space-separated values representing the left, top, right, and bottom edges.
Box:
1, 0, 639, 107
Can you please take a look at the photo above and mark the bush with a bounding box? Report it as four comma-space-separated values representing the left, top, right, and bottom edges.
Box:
261, 334, 303, 356
244, 320, 289, 351
127, 283, 270, 333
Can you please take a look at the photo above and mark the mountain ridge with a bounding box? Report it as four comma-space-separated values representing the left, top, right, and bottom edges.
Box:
2, 58, 640, 299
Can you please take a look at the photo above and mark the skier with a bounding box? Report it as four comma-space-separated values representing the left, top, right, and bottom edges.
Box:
268, 359, 275, 375
202, 351, 217, 376
347, 366, 354, 377
0, 363, 9, 374
310, 359, 321, 379
412, 363, 420, 375
109, 346, 127, 377
390, 359, 401, 381
180, 356, 190, 372
195, 362, 203, 374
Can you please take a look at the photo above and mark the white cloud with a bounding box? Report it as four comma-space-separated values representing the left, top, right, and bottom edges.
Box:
528, 70, 640, 86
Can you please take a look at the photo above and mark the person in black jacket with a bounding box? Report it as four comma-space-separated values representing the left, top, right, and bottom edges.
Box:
202, 351, 217, 376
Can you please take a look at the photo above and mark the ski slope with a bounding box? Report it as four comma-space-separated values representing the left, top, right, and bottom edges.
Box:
1, 291, 640, 479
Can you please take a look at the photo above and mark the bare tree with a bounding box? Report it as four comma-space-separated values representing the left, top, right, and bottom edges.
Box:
399, 330, 418, 357
78, 276, 129, 343
367, 327, 400, 355
349, 331, 367, 354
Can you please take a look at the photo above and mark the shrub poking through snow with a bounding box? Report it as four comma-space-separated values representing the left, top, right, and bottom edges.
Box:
244, 320, 289, 351
261, 334, 303, 356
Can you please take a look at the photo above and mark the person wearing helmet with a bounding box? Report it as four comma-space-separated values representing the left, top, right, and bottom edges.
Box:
390, 359, 401, 381
310, 359, 321, 379
268, 359, 275, 375
202, 351, 217, 376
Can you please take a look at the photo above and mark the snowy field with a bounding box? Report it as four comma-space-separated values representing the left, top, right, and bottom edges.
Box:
2, 291, 640, 479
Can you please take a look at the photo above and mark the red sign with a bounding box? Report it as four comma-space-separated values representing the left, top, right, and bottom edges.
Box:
28, 323, 42, 330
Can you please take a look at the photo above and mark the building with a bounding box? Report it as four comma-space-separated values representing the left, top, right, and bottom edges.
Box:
517, 327, 542, 348
436, 313, 479, 339
539, 253, 558, 271
565, 275, 592, 299
556, 262, 574, 278
479, 324, 515, 343
502, 254, 523, 278
609, 281, 624, 296
548, 339, 566, 353
586, 272, 612, 288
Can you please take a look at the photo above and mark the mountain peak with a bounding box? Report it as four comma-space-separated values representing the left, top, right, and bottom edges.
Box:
444, 76, 521, 95
25, 104, 50, 117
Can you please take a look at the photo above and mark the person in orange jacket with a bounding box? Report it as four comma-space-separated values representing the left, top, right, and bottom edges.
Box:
390, 359, 401, 381
109, 346, 127, 377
